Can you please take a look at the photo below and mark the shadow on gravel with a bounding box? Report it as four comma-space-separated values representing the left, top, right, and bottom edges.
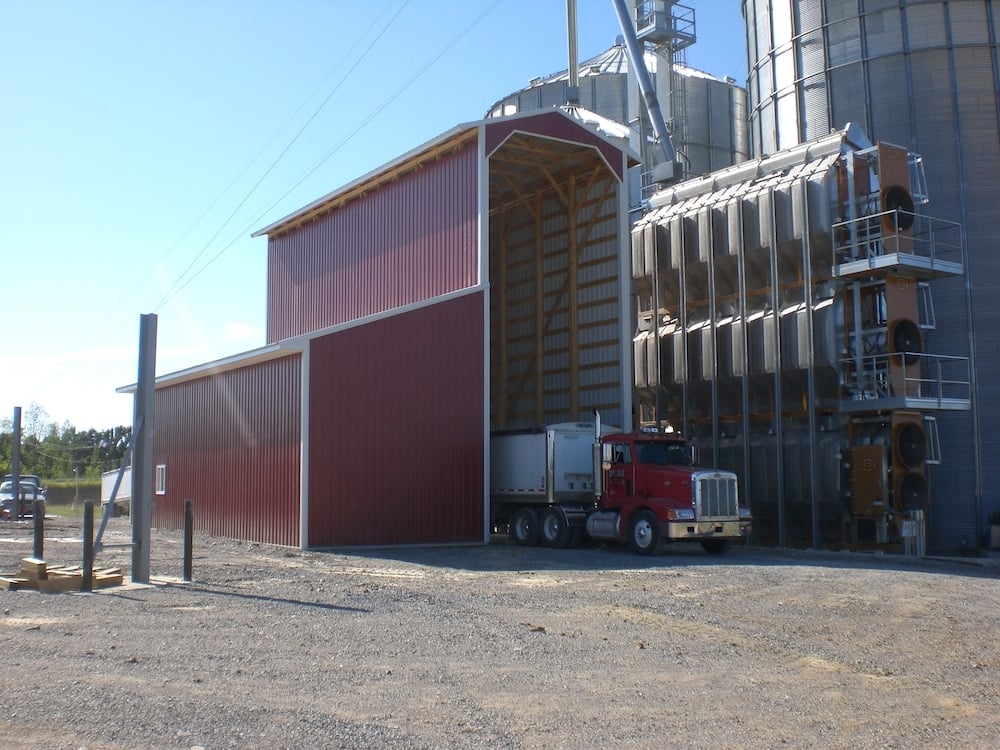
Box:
318, 537, 1000, 581
165, 583, 370, 614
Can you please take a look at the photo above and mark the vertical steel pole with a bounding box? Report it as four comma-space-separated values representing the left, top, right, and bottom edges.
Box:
11, 407, 21, 502
183, 500, 193, 582
652, 223, 662, 426
82, 501, 94, 593
736, 201, 753, 544
565, 0, 580, 105
131, 314, 157, 584
768, 186, 786, 548
706, 210, 720, 469
32, 499, 43, 559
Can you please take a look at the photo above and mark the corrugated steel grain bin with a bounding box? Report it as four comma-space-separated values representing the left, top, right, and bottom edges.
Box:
743, 0, 993, 550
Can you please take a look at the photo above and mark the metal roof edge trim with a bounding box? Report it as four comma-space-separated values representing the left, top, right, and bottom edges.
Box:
646, 123, 871, 210
486, 126, 635, 184
116, 342, 302, 394
281, 284, 487, 350
485, 106, 640, 168
251, 122, 481, 239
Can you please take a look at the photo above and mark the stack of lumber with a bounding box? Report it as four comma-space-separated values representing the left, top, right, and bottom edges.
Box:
1, 557, 123, 592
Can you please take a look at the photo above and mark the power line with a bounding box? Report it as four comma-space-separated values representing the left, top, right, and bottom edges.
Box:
8, 1, 506, 429
17, 1, 414, 409
152, 0, 414, 312
154, 0, 505, 311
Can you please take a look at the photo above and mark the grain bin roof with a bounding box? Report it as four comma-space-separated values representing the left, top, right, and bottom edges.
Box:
487, 39, 735, 111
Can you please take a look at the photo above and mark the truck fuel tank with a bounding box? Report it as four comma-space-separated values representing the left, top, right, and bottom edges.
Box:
586, 511, 621, 541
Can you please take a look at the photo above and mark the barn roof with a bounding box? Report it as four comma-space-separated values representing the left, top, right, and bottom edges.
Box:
252, 107, 638, 240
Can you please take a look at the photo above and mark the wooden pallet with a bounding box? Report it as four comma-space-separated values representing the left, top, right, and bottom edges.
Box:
2, 558, 123, 592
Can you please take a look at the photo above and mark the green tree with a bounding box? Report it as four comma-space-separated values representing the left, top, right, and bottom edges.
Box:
1, 405, 131, 480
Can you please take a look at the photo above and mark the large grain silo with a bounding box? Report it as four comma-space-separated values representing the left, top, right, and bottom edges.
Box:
740, 0, 996, 552
486, 36, 749, 211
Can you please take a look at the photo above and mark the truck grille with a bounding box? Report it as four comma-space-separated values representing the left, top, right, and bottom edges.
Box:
696, 473, 739, 519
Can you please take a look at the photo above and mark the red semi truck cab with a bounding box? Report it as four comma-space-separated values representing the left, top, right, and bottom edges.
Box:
596, 432, 752, 554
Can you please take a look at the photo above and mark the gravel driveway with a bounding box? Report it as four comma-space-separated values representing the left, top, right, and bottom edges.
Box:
1, 513, 998, 749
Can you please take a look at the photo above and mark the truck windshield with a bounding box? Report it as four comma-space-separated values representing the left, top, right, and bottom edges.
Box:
635, 441, 693, 466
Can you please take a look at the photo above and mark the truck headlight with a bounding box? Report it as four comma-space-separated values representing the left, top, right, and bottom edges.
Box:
739, 507, 752, 519
668, 508, 695, 521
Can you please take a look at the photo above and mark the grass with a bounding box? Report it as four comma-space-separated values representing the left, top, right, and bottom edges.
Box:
46, 503, 85, 519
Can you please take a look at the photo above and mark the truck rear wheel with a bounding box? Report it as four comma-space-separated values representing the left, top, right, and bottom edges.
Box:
539, 507, 570, 548
509, 507, 539, 546
700, 539, 733, 555
629, 510, 660, 555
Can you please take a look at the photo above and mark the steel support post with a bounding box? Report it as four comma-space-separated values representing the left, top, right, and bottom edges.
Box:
131, 314, 157, 584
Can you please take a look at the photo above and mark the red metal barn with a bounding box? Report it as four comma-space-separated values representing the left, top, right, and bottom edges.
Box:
144, 109, 636, 548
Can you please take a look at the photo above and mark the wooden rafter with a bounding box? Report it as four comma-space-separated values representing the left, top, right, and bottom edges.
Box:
489, 130, 623, 428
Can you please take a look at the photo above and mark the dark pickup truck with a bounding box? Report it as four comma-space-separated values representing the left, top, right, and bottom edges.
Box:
1, 474, 47, 519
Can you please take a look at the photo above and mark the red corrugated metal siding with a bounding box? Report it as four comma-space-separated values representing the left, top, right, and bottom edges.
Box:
484, 111, 626, 181
307, 293, 484, 547
153, 354, 302, 547
266, 143, 479, 342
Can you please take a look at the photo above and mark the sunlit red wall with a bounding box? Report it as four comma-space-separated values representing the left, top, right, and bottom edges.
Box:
153, 354, 302, 547
307, 292, 484, 547
266, 143, 479, 342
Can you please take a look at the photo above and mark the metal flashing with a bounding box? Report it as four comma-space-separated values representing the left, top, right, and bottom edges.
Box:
116, 342, 301, 394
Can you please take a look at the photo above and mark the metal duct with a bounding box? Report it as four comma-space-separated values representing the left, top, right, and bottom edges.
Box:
631, 222, 651, 279
779, 304, 804, 372
610, 0, 678, 178
565, 0, 580, 105
668, 216, 683, 271
716, 317, 737, 379
634, 330, 653, 389
747, 310, 777, 375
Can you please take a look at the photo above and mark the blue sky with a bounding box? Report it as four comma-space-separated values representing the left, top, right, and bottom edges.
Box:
0, 0, 746, 432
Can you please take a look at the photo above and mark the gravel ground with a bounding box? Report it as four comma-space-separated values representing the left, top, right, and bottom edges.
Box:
1, 512, 998, 750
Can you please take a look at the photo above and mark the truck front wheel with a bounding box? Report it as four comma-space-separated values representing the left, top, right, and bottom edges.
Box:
510, 507, 540, 546
629, 510, 660, 555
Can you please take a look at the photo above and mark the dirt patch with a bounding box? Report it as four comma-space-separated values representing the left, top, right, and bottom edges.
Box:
1, 514, 998, 749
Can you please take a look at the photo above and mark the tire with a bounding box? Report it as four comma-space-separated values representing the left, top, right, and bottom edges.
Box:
509, 507, 540, 546
629, 510, 660, 555
539, 507, 570, 548
700, 538, 733, 555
